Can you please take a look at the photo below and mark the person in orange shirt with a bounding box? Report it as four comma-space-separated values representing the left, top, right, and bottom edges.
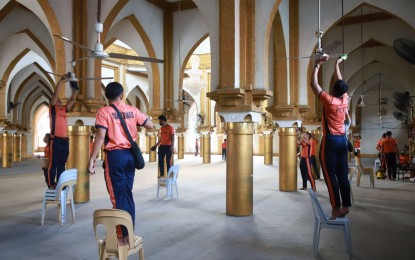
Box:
309, 134, 320, 180
376, 133, 387, 168
298, 132, 316, 191
47, 74, 78, 189
37, 133, 51, 187
88, 82, 154, 245
381, 131, 399, 180
354, 135, 361, 158
222, 139, 227, 161
151, 115, 175, 178
310, 55, 351, 219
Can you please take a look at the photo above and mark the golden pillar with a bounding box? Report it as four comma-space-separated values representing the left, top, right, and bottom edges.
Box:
13, 133, 21, 162
278, 127, 298, 191
263, 131, 273, 165
178, 133, 184, 159
226, 122, 254, 216
67, 125, 91, 203
1, 133, 13, 168
21, 134, 27, 159
149, 134, 157, 162
202, 132, 211, 163
146, 134, 150, 154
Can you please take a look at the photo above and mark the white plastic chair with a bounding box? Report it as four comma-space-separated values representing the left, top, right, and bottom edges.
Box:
373, 158, 381, 173
308, 188, 352, 258
157, 165, 180, 199
355, 157, 375, 188
40, 169, 77, 226
93, 209, 144, 260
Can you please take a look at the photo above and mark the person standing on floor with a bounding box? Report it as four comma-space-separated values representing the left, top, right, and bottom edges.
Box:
151, 115, 175, 178
310, 55, 351, 219
354, 135, 361, 158
37, 133, 51, 187
47, 74, 78, 189
195, 138, 199, 156
381, 131, 399, 180
376, 133, 387, 169
309, 133, 320, 180
298, 132, 316, 191
222, 139, 227, 161
88, 82, 154, 245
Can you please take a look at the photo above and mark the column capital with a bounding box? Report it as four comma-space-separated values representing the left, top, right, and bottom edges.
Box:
274, 120, 302, 128
219, 111, 262, 123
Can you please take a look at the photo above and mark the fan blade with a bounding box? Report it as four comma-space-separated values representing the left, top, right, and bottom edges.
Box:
393, 38, 415, 65
78, 77, 113, 81
54, 35, 94, 52
108, 53, 164, 63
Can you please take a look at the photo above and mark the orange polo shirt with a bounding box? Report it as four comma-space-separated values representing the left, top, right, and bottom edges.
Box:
95, 101, 148, 151
355, 139, 361, 149
159, 124, 175, 145
49, 104, 68, 138
381, 137, 397, 153
319, 91, 348, 136
310, 139, 317, 156
301, 141, 311, 158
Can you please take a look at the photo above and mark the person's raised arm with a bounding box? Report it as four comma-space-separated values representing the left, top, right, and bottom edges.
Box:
50, 75, 67, 106
310, 55, 329, 97
66, 88, 78, 111
334, 57, 343, 81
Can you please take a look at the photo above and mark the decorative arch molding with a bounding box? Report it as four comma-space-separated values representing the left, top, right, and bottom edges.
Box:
16, 29, 55, 69
127, 85, 150, 113
37, 0, 65, 76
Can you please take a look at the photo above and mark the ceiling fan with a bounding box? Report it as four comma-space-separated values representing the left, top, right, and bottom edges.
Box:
47, 71, 113, 90
54, 0, 164, 64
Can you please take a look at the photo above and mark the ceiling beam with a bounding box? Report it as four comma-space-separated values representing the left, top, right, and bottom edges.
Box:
146, 0, 197, 11
337, 12, 395, 26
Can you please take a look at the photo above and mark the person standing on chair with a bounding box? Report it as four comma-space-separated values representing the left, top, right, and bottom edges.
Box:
310, 55, 351, 219
298, 132, 316, 191
47, 74, 78, 189
88, 82, 154, 245
151, 115, 175, 178
381, 131, 399, 180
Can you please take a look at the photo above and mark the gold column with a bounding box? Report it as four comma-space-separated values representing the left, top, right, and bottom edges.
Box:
278, 127, 298, 191
146, 134, 150, 154
13, 133, 21, 162
149, 134, 156, 162
263, 131, 273, 165
1, 133, 13, 168
67, 125, 91, 203
178, 133, 184, 159
202, 132, 211, 163
21, 134, 27, 159
226, 122, 254, 216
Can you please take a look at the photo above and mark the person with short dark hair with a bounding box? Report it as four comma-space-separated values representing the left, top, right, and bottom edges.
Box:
381, 131, 399, 180
88, 81, 154, 245
151, 115, 175, 178
47, 74, 78, 189
310, 55, 351, 219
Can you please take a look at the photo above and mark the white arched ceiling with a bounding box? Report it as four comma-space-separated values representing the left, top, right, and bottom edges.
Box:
173, 8, 208, 105
299, 1, 415, 105
126, 86, 149, 114
193, 0, 219, 92
106, 19, 154, 91
125, 73, 149, 100
8, 63, 53, 102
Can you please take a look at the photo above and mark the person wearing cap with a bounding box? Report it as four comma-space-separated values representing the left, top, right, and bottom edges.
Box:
88, 82, 154, 245
151, 115, 175, 178
310, 55, 351, 219
47, 74, 78, 189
